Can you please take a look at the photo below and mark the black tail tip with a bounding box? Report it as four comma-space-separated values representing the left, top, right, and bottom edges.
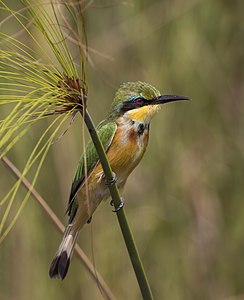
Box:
49, 252, 70, 280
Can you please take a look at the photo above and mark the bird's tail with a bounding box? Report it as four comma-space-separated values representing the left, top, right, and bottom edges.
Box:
49, 225, 79, 279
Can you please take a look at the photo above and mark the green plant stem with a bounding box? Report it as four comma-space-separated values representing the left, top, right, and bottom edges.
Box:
1, 155, 116, 300
83, 109, 154, 300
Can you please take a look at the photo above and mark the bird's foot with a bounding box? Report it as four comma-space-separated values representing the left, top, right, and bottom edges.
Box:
110, 197, 124, 212
87, 216, 92, 224
105, 172, 117, 186
96, 171, 117, 186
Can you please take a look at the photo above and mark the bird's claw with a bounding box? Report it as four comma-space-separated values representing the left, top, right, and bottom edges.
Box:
110, 197, 124, 212
105, 172, 117, 186
87, 216, 92, 224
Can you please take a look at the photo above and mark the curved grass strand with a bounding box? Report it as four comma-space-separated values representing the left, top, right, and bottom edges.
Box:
0, 112, 72, 240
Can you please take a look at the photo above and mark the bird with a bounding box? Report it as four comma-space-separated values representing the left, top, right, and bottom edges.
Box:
49, 81, 190, 279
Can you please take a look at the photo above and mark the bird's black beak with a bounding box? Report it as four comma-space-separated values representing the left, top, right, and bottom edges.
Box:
151, 95, 191, 105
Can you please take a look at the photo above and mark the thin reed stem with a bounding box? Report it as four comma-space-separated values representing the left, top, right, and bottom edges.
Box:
0, 155, 116, 300
83, 109, 154, 300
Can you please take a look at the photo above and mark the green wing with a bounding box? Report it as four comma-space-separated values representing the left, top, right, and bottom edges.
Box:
67, 121, 117, 222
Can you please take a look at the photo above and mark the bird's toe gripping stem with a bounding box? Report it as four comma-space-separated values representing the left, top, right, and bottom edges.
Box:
105, 172, 117, 186
110, 197, 124, 212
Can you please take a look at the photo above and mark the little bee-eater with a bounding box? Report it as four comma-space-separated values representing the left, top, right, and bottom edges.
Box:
49, 81, 190, 279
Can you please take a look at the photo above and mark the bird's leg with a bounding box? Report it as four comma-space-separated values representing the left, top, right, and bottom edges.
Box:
110, 197, 124, 212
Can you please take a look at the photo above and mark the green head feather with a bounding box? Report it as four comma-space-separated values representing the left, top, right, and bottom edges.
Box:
108, 81, 161, 120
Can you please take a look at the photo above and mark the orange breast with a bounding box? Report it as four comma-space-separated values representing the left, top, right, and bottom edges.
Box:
88, 124, 149, 190
106, 125, 149, 181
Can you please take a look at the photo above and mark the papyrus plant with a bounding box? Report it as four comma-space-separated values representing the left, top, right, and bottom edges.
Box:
0, 0, 88, 241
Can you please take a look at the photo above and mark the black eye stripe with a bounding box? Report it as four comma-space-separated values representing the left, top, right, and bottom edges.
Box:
121, 97, 147, 112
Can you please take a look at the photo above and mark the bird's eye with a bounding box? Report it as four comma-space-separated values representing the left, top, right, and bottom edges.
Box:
133, 97, 144, 105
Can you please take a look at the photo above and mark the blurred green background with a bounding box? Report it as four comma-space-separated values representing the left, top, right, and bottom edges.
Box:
1, 0, 244, 299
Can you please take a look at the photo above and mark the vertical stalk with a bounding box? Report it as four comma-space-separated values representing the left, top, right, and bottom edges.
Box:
83, 109, 154, 300
0, 155, 116, 300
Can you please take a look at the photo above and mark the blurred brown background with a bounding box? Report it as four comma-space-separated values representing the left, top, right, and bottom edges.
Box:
1, 0, 244, 299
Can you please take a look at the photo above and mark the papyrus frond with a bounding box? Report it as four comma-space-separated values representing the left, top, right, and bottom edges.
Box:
0, 0, 88, 240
